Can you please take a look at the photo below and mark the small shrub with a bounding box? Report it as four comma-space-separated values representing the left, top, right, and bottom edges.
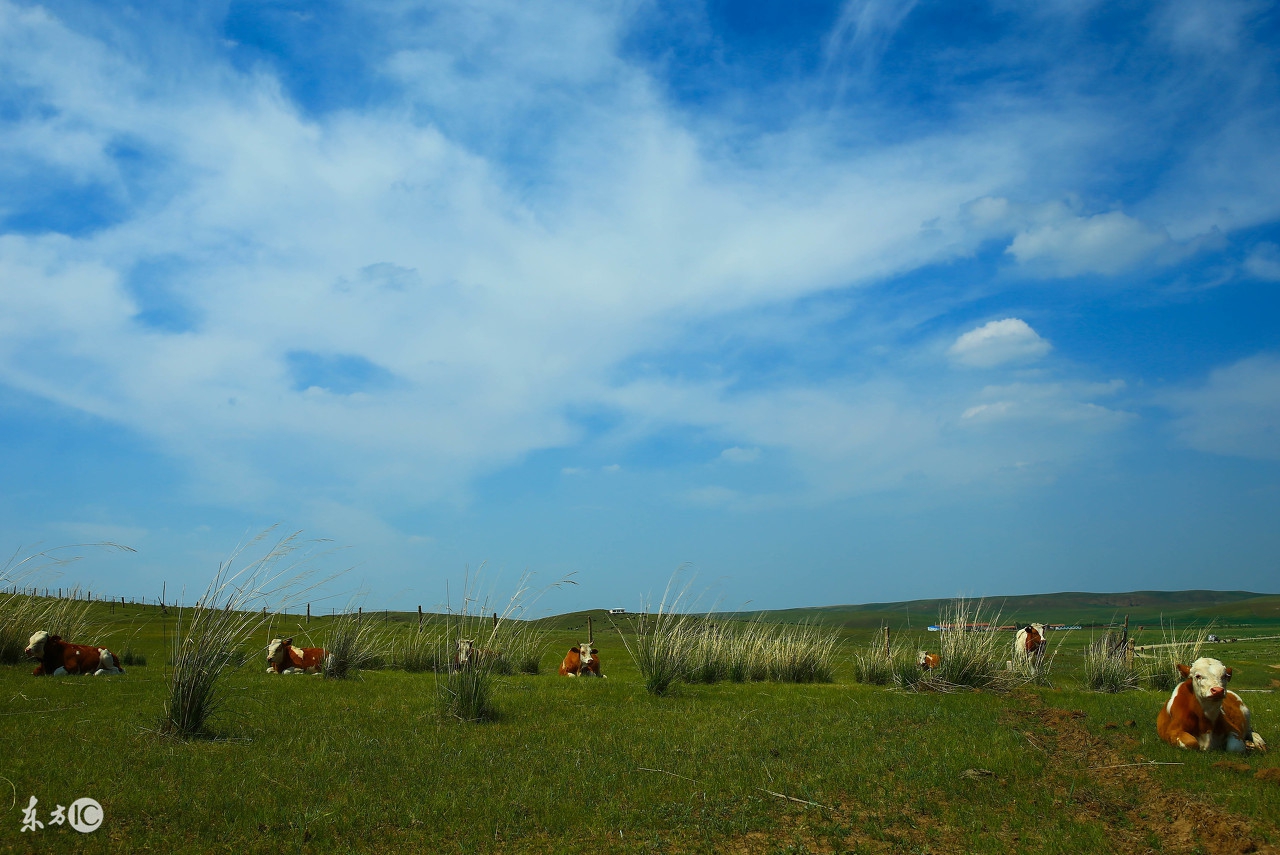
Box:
853, 631, 911, 686
121, 648, 147, 667
395, 623, 452, 673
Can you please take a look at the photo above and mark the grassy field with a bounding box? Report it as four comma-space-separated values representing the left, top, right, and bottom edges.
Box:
1, 600, 1278, 854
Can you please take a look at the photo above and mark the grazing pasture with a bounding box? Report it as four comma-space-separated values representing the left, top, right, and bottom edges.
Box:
0, 600, 1278, 853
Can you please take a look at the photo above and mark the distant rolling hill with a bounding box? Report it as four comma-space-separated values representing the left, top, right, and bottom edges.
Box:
541, 590, 1280, 632
724, 590, 1280, 629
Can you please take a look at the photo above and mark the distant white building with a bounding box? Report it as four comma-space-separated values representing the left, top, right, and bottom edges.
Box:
608, 607, 626, 615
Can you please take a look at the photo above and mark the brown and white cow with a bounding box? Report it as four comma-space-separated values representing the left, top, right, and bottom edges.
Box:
559, 643, 603, 677
266, 637, 328, 675
1157, 657, 1267, 753
917, 651, 940, 670
24, 631, 123, 676
1013, 623, 1047, 663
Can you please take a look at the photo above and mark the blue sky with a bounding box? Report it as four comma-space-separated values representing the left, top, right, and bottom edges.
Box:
1, 0, 1278, 614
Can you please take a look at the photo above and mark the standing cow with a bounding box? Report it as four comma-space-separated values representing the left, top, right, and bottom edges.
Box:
1157, 657, 1266, 752
1013, 623, 1047, 664
266, 637, 328, 674
24, 631, 123, 676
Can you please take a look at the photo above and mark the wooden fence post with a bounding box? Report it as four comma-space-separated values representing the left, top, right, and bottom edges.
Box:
307, 603, 311, 624
883, 625, 891, 659
418, 605, 423, 630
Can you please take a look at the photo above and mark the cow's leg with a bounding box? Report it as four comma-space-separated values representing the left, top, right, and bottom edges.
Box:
1171, 731, 1199, 749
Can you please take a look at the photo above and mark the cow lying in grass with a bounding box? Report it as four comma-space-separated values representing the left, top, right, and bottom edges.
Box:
266, 637, 328, 675
559, 643, 603, 677
25, 630, 123, 676
1157, 657, 1267, 753
917, 651, 940, 670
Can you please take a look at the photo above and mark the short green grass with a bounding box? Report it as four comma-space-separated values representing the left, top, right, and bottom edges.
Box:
0, 601, 1277, 853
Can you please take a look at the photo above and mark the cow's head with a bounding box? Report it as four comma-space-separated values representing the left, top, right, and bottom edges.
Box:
24, 630, 51, 659
577, 643, 596, 670
266, 637, 292, 669
455, 639, 476, 666
1178, 657, 1234, 708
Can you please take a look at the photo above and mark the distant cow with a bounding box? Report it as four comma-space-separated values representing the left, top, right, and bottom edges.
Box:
266, 637, 328, 675
559, 643, 603, 677
1157, 657, 1267, 753
1013, 624, 1047, 663
25, 631, 123, 676
917, 651, 940, 671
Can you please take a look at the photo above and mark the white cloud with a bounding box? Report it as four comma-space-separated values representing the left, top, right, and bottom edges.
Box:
719, 446, 761, 464
1244, 243, 1280, 281
1006, 207, 1172, 277
1163, 354, 1280, 461
948, 319, 1051, 368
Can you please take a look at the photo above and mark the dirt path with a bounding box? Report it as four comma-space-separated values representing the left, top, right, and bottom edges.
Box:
1003, 691, 1276, 855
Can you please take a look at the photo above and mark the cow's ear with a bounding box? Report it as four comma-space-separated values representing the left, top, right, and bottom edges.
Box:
1224, 667, 1233, 681
591, 649, 599, 655
284, 638, 293, 645
568, 647, 578, 653
49, 636, 61, 642
1176, 663, 1191, 678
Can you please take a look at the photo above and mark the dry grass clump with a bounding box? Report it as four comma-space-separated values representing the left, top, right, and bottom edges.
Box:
915, 599, 1020, 692
163, 530, 334, 738
1081, 627, 1143, 693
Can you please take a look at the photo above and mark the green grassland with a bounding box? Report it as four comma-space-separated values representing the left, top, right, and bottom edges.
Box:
1, 598, 1278, 854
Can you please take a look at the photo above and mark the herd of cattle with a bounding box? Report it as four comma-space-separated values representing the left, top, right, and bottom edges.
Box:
19, 625, 1268, 754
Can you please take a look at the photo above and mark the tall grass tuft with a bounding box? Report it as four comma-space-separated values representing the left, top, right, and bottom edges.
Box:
323, 606, 389, 679
853, 629, 913, 686
394, 618, 452, 673
618, 579, 698, 696
1141, 620, 1211, 692
1082, 628, 1141, 693
916, 599, 1018, 692
435, 569, 570, 721
163, 530, 335, 738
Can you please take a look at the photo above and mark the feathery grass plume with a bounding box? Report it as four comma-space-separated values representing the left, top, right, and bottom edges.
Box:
0, 543, 135, 664
617, 575, 698, 696
323, 602, 390, 679
915, 599, 1017, 692
163, 529, 339, 738
1141, 619, 1211, 692
1082, 628, 1142, 693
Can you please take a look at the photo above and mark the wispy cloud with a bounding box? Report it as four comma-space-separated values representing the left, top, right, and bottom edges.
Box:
948, 319, 1051, 368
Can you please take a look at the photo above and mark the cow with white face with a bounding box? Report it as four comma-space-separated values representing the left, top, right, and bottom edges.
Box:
25, 630, 123, 676
1157, 657, 1266, 752
1013, 624, 1047, 664
266, 637, 328, 675
559, 643, 603, 677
